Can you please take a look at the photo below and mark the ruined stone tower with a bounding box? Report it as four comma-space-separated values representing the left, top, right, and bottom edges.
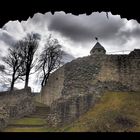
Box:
90, 42, 106, 55
41, 42, 140, 127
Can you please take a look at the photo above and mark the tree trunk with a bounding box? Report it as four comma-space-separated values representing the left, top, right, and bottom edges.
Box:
10, 73, 15, 91
41, 74, 46, 88
24, 71, 30, 89
44, 73, 50, 85
10, 80, 14, 91
41, 73, 49, 88
41, 79, 44, 88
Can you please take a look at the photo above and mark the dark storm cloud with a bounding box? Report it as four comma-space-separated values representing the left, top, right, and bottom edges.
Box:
1, 11, 140, 56
48, 15, 93, 42
0, 30, 16, 47
47, 12, 140, 49
48, 12, 126, 43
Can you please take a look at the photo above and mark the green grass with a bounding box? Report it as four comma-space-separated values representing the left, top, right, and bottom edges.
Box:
5, 126, 63, 132
3, 92, 140, 132
3, 127, 49, 132
3, 117, 48, 132
3, 117, 59, 132
8, 117, 47, 126
58, 92, 140, 132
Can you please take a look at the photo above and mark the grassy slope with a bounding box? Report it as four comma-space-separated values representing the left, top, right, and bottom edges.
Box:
3, 92, 140, 132
59, 92, 140, 132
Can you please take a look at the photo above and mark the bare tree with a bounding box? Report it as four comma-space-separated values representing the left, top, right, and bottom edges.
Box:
2, 43, 24, 91
37, 35, 63, 88
20, 33, 40, 88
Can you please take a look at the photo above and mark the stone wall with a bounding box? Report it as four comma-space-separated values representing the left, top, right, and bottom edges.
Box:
42, 54, 138, 105
42, 50, 140, 127
0, 104, 9, 131
0, 88, 35, 131
41, 66, 65, 106
47, 93, 102, 127
97, 54, 140, 91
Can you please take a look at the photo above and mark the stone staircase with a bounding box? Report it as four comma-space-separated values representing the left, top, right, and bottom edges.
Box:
28, 106, 50, 118
2, 102, 51, 132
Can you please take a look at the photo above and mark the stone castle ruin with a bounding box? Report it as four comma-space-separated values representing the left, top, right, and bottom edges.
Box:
0, 88, 35, 130
41, 42, 140, 127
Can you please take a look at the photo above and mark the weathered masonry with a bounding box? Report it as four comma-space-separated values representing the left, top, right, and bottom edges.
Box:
41, 42, 140, 127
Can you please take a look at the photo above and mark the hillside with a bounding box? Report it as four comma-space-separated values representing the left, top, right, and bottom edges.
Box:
59, 91, 140, 132
3, 91, 140, 132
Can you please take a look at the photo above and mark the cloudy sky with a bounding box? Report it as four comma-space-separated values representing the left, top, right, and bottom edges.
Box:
0, 11, 140, 91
